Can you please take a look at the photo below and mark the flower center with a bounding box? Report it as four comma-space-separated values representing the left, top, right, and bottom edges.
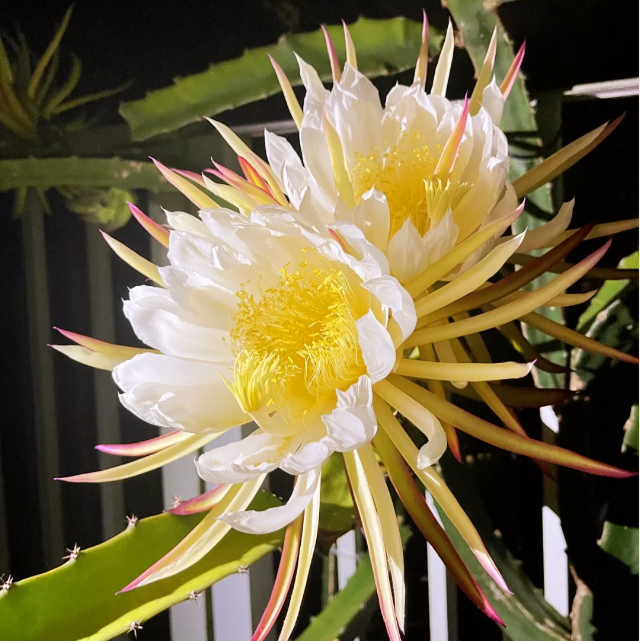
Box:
229, 261, 367, 423
351, 132, 470, 237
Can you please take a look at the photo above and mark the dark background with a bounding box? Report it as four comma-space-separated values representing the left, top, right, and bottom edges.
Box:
0, 1, 638, 640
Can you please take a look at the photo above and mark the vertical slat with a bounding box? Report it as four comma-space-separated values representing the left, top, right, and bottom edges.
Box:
426, 491, 458, 641
85, 226, 126, 541
542, 506, 569, 617
336, 530, 357, 591
540, 409, 569, 617
21, 191, 65, 569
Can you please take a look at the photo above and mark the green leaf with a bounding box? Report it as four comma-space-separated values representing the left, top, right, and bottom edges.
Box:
445, 0, 564, 391
319, 453, 354, 534
571, 299, 638, 387
571, 578, 596, 641
437, 451, 570, 640
436, 505, 571, 641
578, 251, 639, 332
27, 6, 73, 99
43, 53, 82, 118
598, 522, 639, 575
294, 555, 375, 641
0, 157, 173, 192
0, 492, 283, 641
623, 405, 639, 454
51, 80, 133, 116
119, 17, 444, 141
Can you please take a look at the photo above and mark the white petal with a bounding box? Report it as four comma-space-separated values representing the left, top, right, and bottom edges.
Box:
165, 210, 210, 237
265, 130, 302, 173
165, 231, 257, 310
384, 83, 412, 108
195, 431, 295, 484
351, 189, 390, 252
492, 182, 519, 222
123, 286, 232, 363
382, 84, 438, 150
280, 422, 330, 475
282, 164, 311, 210
299, 176, 336, 225
355, 311, 396, 383
200, 207, 257, 256
300, 123, 336, 206
296, 54, 329, 114
322, 375, 377, 451
218, 467, 321, 534
482, 79, 504, 125
423, 209, 459, 267
329, 221, 390, 276
326, 65, 383, 165
280, 441, 330, 475
114, 353, 246, 432
387, 219, 429, 283
416, 409, 448, 469
360, 275, 417, 342
159, 266, 235, 329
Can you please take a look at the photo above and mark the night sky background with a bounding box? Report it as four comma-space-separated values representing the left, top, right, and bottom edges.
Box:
0, 1, 638, 640
3, 0, 638, 110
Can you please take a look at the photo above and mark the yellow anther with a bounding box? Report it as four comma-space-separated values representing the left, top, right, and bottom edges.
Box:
230, 261, 366, 422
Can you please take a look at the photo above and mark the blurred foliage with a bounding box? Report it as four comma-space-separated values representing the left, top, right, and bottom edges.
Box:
0, 7, 136, 228
578, 251, 639, 332
598, 522, 639, 575
58, 186, 135, 230
319, 453, 355, 537
0, 7, 128, 144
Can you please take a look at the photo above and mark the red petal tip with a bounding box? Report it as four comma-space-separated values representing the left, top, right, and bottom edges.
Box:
483, 598, 505, 627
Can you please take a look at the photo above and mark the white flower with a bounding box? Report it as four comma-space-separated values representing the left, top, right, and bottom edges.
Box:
115, 205, 416, 533
263, 23, 518, 285
50, 19, 636, 641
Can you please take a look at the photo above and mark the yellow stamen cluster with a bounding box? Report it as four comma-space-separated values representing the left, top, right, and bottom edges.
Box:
230, 261, 367, 420
351, 132, 469, 237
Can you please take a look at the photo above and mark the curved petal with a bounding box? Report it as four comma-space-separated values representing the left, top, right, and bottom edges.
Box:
196, 431, 300, 484
416, 411, 448, 469
329, 221, 390, 277
114, 353, 247, 432
124, 286, 232, 363
165, 210, 210, 237
356, 311, 396, 383
218, 467, 321, 534
280, 422, 331, 475
351, 188, 390, 252
322, 375, 377, 451
387, 219, 428, 284
422, 209, 459, 267
265, 130, 303, 186
360, 275, 417, 343
482, 78, 504, 125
